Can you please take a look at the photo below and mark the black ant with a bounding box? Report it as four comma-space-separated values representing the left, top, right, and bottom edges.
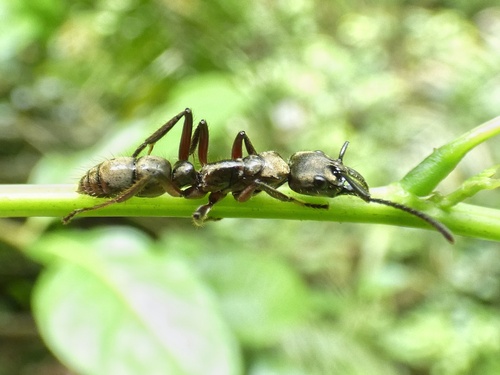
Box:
287, 142, 454, 243
63, 109, 454, 243
62, 108, 207, 224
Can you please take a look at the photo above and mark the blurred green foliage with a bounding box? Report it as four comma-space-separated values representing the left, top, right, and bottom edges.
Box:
0, 0, 499, 374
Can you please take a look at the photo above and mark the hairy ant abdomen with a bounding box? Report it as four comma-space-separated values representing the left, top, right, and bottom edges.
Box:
77, 156, 175, 198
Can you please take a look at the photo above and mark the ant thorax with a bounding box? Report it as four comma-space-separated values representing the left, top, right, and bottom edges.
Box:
256, 151, 290, 185
199, 160, 245, 192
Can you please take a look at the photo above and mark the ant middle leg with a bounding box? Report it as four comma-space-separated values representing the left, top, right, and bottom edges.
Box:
188, 119, 209, 165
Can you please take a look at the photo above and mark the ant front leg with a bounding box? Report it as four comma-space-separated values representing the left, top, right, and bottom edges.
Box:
236, 181, 329, 209
132, 108, 193, 158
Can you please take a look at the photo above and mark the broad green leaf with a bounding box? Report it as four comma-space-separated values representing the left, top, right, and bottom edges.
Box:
192, 249, 311, 347
29, 228, 241, 375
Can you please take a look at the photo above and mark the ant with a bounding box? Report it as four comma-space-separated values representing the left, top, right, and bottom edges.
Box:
287, 142, 454, 243
63, 108, 454, 243
62, 108, 207, 224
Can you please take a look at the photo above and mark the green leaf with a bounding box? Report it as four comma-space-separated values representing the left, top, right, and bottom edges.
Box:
193, 250, 311, 347
29, 228, 242, 375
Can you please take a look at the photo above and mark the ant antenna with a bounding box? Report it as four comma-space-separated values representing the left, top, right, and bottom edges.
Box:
336, 141, 453, 243
338, 141, 349, 161
368, 197, 454, 243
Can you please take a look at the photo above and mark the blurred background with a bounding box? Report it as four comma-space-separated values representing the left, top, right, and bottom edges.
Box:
1, 0, 500, 374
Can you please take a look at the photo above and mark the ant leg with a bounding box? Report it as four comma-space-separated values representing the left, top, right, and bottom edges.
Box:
236, 180, 329, 209
178, 111, 196, 162
231, 131, 257, 159
188, 120, 209, 165
172, 119, 209, 189
192, 191, 227, 226
132, 108, 193, 158
62, 176, 152, 224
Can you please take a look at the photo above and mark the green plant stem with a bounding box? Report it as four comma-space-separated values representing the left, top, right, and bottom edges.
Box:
401, 116, 500, 196
0, 184, 498, 242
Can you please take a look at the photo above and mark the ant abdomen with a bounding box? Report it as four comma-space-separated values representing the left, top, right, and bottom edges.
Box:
77, 157, 133, 197
77, 156, 173, 198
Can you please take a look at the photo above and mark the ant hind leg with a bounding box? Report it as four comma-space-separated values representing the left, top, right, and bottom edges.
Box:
132, 108, 193, 158
62, 176, 150, 224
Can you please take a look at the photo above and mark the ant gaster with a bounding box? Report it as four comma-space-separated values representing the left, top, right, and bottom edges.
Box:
62, 108, 207, 224
287, 142, 455, 243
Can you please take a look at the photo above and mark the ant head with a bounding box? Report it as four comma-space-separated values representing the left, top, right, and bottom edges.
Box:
288, 142, 371, 201
289, 142, 454, 243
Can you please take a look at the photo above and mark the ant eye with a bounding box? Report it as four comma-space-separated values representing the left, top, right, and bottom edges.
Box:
313, 175, 328, 188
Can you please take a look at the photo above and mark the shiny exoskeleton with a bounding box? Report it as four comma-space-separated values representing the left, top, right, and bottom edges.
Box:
287, 142, 454, 243
187, 130, 328, 225
63, 108, 454, 243
62, 108, 207, 224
